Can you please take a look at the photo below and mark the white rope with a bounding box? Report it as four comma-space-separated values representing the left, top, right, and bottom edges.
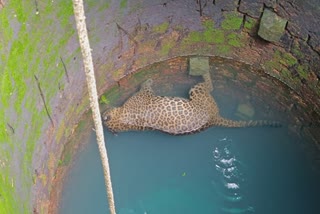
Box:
72, 1, 116, 213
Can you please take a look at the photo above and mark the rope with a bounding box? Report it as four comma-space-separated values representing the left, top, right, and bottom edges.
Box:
72, 1, 116, 213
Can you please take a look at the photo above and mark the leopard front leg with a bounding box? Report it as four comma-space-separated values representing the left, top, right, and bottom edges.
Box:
201, 72, 213, 92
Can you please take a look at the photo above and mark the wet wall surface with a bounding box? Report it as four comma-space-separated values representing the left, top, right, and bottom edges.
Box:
85, 0, 320, 112
0, 0, 319, 213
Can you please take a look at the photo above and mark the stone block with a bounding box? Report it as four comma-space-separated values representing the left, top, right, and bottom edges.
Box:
238, 0, 263, 19
189, 57, 210, 76
215, 0, 238, 11
258, 9, 288, 43
235, 103, 255, 119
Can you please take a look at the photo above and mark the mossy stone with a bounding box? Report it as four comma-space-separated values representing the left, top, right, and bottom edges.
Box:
258, 9, 287, 43
235, 103, 255, 119
189, 57, 210, 76
221, 12, 243, 30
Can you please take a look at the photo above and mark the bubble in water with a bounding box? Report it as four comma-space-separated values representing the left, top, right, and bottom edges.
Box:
225, 182, 240, 189
220, 157, 236, 167
213, 147, 220, 159
212, 137, 254, 213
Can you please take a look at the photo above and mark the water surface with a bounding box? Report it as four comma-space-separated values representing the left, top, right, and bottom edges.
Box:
59, 57, 320, 214
60, 125, 320, 214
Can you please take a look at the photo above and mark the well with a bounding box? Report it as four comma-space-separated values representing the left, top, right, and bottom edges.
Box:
0, 0, 319, 213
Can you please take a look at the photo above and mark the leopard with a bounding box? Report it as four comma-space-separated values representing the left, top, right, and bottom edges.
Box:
102, 73, 280, 135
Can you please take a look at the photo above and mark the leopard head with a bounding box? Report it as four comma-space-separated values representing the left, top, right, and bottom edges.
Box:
102, 107, 128, 133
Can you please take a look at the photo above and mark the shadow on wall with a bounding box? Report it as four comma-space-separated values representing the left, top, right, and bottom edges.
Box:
0, 0, 319, 213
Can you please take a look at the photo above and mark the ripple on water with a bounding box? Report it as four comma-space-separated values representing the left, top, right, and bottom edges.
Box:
212, 136, 254, 213
59, 57, 320, 214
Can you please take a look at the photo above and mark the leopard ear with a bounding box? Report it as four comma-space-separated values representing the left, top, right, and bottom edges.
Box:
102, 108, 113, 121
102, 105, 114, 114
102, 111, 109, 121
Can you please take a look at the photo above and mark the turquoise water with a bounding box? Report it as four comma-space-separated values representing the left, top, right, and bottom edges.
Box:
59, 57, 320, 214
59, 126, 320, 214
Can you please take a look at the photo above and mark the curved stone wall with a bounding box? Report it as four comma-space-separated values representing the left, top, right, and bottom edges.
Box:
0, 0, 319, 213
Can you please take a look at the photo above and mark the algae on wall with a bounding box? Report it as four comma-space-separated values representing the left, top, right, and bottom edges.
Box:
0, 1, 83, 213
1, 0, 319, 213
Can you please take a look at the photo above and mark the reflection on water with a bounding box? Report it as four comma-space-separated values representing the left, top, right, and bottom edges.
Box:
58, 57, 320, 214
59, 127, 320, 214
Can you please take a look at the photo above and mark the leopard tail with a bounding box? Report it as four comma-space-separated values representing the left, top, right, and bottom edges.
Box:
211, 117, 281, 128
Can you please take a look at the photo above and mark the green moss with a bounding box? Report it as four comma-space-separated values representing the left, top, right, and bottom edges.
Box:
161, 43, 171, 55
56, 120, 67, 144
160, 40, 175, 56
58, 152, 72, 166
113, 66, 126, 80
292, 47, 304, 58
282, 52, 298, 67
39, 174, 47, 186
203, 30, 213, 42
202, 19, 222, 44
244, 20, 254, 30
185, 29, 225, 44
120, 0, 127, 8
296, 64, 309, 79
264, 60, 278, 72
22, 109, 46, 178
75, 97, 90, 116
280, 68, 292, 80
57, 0, 74, 27
99, 95, 110, 105
227, 33, 243, 47
0, 13, 13, 44
132, 68, 153, 82
272, 50, 298, 68
292, 43, 304, 58
202, 20, 214, 30
101, 85, 121, 107
0, 70, 13, 108
0, 117, 9, 143
213, 30, 225, 43
244, 16, 257, 30
186, 31, 202, 42
0, 171, 16, 214
11, 0, 28, 23
43, 1, 54, 14
7, 38, 28, 114
77, 119, 87, 131
265, 50, 301, 86
153, 22, 169, 34
228, 39, 241, 47
221, 13, 243, 30
103, 2, 111, 10
216, 45, 231, 55
0, 0, 81, 212
13, 75, 27, 115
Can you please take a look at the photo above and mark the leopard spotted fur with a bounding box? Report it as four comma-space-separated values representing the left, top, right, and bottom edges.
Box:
103, 73, 280, 135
